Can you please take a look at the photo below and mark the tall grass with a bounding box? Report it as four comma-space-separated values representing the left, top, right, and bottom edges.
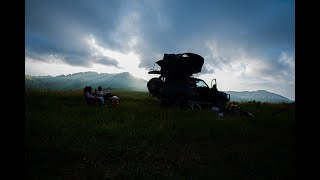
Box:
25, 90, 295, 178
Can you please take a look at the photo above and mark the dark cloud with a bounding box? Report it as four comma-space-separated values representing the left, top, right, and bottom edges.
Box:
26, 0, 123, 66
94, 56, 121, 68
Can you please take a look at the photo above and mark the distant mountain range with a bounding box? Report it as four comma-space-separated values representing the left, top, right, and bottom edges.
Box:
225, 90, 293, 103
25, 71, 293, 103
25, 71, 148, 92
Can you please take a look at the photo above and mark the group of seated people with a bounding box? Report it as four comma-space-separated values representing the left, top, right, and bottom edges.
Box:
83, 86, 119, 106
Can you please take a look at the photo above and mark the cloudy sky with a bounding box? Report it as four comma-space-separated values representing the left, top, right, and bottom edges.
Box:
25, 0, 295, 100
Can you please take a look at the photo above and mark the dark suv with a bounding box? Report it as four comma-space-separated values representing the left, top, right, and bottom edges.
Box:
147, 52, 230, 111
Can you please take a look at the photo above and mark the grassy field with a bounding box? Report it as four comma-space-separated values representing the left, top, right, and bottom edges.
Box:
25, 89, 295, 178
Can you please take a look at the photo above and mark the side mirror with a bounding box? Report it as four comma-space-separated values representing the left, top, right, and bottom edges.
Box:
211, 84, 217, 90
211, 79, 217, 89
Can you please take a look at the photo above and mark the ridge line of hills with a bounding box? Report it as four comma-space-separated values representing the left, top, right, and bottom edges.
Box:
25, 71, 293, 103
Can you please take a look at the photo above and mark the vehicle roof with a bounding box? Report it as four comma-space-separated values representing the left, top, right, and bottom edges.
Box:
156, 52, 204, 76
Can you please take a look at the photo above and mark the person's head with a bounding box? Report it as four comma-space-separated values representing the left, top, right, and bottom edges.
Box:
88, 86, 92, 92
98, 86, 102, 91
84, 86, 88, 93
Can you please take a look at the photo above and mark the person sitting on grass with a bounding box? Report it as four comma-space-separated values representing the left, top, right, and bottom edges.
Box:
84, 86, 104, 105
95, 86, 114, 104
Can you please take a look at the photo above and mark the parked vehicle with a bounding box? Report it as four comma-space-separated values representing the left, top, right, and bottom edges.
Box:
147, 52, 230, 111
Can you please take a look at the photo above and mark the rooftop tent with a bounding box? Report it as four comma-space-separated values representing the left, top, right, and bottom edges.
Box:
156, 52, 204, 76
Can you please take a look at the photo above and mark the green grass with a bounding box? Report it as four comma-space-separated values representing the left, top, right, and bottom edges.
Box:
25, 89, 295, 178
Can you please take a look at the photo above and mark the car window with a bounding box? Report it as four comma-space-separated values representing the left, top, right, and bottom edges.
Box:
196, 80, 208, 88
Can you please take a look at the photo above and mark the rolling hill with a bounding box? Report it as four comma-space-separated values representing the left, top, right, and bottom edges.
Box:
25, 71, 148, 92
226, 90, 293, 103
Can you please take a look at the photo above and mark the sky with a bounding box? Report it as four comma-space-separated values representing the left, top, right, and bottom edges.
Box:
25, 0, 295, 100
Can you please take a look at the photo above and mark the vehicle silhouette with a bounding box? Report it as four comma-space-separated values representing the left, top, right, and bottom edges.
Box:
147, 52, 230, 111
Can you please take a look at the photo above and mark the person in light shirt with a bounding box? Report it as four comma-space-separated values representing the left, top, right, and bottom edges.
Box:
96, 86, 113, 103
96, 86, 121, 105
